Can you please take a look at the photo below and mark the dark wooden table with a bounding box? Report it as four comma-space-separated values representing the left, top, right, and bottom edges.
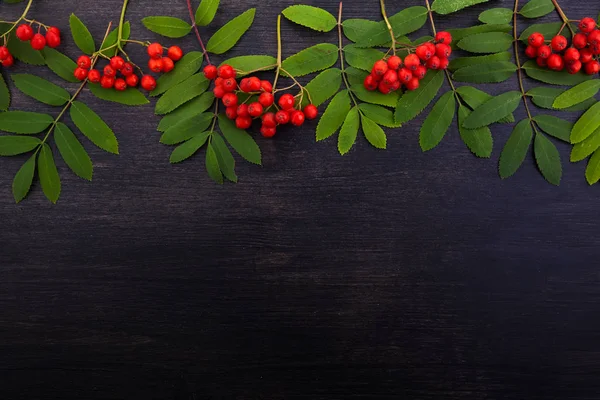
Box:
2, 0, 600, 398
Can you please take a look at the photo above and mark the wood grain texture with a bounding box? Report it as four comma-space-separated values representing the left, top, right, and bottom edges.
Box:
2, 0, 600, 398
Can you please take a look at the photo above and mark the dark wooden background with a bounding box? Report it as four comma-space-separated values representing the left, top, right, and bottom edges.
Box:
2, 0, 600, 398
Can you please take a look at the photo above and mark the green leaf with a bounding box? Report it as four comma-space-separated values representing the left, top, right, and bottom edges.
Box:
448, 52, 512, 71
54, 123, 93, 181
142, 16, 191, 38
463, 91, 522, 129
456, 86, 514, 123
534, 133, 561, 185
316, 90, 351, 141
0, 73, 10, 110
155, 73, 210, 115
158, 92, 215, 132
432, 0, 489, 14
447, 24, 512, 44
338, 107, 360, 155
169, 131, 209, 163
100, 22, 130, 57
281, 43, 339, 77
570, 127, 600, 162
356, 6, 428, 48
479, 8, 513, 24
344, 45, 386, 72
419, 91, 455, 151
571, 102, 600, 143
151, 51, 204, 96
70, 101, 119, 154
458, 105, 493, 158
196, 0, 220, 26
219, 55, 277, 76
206, 8, 255, 54
218, 115, 261, 165
452, 61, 517, 83
12, 154, 36, 203
42, 48, 79, 83
282, 5, 337, 32
342, 19, 380, 43
552, 80, 600, 109
361, 116, 387, 150
395, 70, 444, 124
38, 144, 61, 204
519, 22, 574, 43
160, 113, 213, 145
351, 84, 399, 107
585, 149, 600, 185
302, 68, 342, 108
90, 85, 149, 106
457, 32, 513, 53
520, 0, 555, 18
211, 133, 237, 183
205, 143, 223, 184
533, 115, 572, 143
0, 111, 53, 134
527, 86, 596, 111
0, 135, 40, 156
12, 73, 70, 106
346, 67, 368, 86
358, 103, 401, 128
69, 13, 95, 54
499, 119, 533, 179
7, 33, 45, 65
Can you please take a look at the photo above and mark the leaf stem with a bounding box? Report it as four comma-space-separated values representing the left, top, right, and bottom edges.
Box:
337, 2, 360, 109
513, 0, 537, 130
550, 0, 575, 36
185, 0, 211, 65
379, 0, 396, 54
1, 0, 34, 39
272, 15, 283, 91
117, 0, 129, 52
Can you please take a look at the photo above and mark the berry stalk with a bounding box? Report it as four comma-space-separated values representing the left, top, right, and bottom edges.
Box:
379, 0, 396, 54
272, 15, 283, 92
512, 0, 537, 126
1, 0, 33, 39
117, 0, 130, 53
185, 0, 211, 65
550, 0, 575, 36
337, 2, 360, 109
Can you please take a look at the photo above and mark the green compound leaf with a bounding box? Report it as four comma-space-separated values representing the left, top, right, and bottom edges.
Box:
11, 73, 69, 106
281, 43, 339, 77
458, 105, 493, 158
395, 70, 444, 124
570, 127, 600, 162
452, 61, 517, 83
586, 149, 600, 184
456, 86, 514, 123
155, 73, 210, 115
54, 122, 93, 181
160, 113, 213, 145
69, 13, 95, 54
432, 0, 489, 14
196, 0, 220, 26
0, 111, 53, 134
7, 33, 45, 65
211, 133, 237, 183
520, 0, 555, 18
42, 48, 79, 83
533, 115, 572, 143
534, 133, 562, 186
457, 32, 514, 53
519, 22, 574, 43
38, 143, 61, 204
100, 22, 130, 57
448, 24, 512, 44
205, 142, 223, 184
344, 45, 386, 72
206, 8, 255, 55
90, 85, 149, 106
169, 131, 210, 164
342, 19, 379, 43
142, 16, 191, 38
12, 154, 36, 203
527, 86, 596, 111
70, 101, 119, 154
282, 5, 337, 32
338, 106, 360, 155
571, 101, 600, 144
0, 73, 9, 111
449, 52, 512, 70
463, 91, 522, 129
316, 90, 351, 141
158, 93, 215, 132
358, 103, 401, 128
151, 51, 204, 96
345, 67, 368, 86
479, 8, 513, 24
302, 68, 342, 108
356, 6, 428, 48
0, 135, 41, 156
351, 84, 399, 107
419, 91, 456, 152
218, 115, 261, 165
361, 116, 387, 150
220, 55, 277, 76
552, 80, 600, 109
499, 119, 533, 179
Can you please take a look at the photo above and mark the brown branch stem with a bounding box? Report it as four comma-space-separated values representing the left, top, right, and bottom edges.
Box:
186, 0, 211, 64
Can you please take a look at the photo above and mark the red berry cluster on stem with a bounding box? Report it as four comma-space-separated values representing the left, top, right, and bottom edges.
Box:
204, 64, 318, 138
363, 31, 453, 93
526, 17, 600, 75
15, 23, 61, 51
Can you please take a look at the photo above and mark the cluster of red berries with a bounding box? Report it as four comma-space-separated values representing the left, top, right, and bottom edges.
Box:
72, 43, 184, 92
0, 46, 14, 68
15, 23, 61, 50
363, 31, 453, 93
525, 17, 600, 75
203, 64, 318, 138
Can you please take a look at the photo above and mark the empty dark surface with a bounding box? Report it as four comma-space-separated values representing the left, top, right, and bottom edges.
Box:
1, 0, 600, 399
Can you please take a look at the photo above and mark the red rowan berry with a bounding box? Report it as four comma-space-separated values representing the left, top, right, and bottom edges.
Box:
404, 54, 420, 70
247, 76, 261, 92
237, 104, 250, 118
435, 43, 451, 58
261, 80, 273, 93
0, 46, 8, 60
424, 42, 436, 56
278, 94, 295, 110
435, 31, 452, 44
248, 102, 264, 117
525, 45, 538, 58
217, 64, 235, 79
239, 78, 250, 92
141, 75, 157, 91
114, 78, 127, 91
438, 57, 449, 70
225, 106, 238, 120
426, 55, 441, 70
589, 30, 600, 45
203, 65, 218, 80
387, 55, 402, 70
405, 77, 420, 91
580, 48, 594, 63
364, 74, 378, 91
147, 43, 163, 59
303, 104, 318, 120
382, 69, 398, 85
148, 58, 163, 73
414, 65, 427, 79
100, 75, 115, 89
104, 65, 116, 78
30, 33, 46, 50
77, 55, 91, 69
259, 92, 274, 107
585, 60, 600, 74
235, 116, 252, 130
537, 45, 552, 59
592, 43, 600, 55
564, 48, 580, 63
126, 74, 139, 87
567, 60, 582, 74
214, 77, 224, 87
222, 92, 238, 108
536, 56, 548, 67
16, 24, 34, 41
47, 26, 60, 36
550, 35, 568, 51
45, 31, 60, 48
416, 44, 433, 61
290, 110, 305, 126
167, 46, 183, 61
389, 80, 401, 92
222, 78, 237, 92
213, 86, 225, 98
579, 17, 597, 33
110, 56, 125, 71
398, 68, 412, 83
573, 33, 588, 49
378, 81, 392, 94
262, 112, 277, 128
73, 67, 88, 81
1, 54, 13, 67
161, 57, 175, 73
371, 60, 388, 77
528, 32, 545, 47
120, 63, 134, 76
547, 53, 564, 71
260, 126, 277, 138
88, 69, 101, 83
275, 110, 290, 125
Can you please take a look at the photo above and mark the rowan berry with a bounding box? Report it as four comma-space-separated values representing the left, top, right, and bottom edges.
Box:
591, 43, 600, 55
73, 67, 88, 81
585, 60, 600, 74
435, 43, 451, 58
405, 77, 420, 91
167, 45, 183, 61
567, 60, 582, 74
364, 74, 378, 91
580, 48, 594, 63
536, 45, 552, 59
248, 102, 264, 117
528, 32, 545, 47
203, 65, 218, 80
239, 78, 250, 92
371, 60, 388, 77
120, 63, 133, 76
108, 56, 123, 71
217, 64, 235, 79
259, 92, 274, 107
235, 116, 252, 130
275, 110, 290, 125
237, 104, 250, 118
564, 48, 580, 63
387, 55, 402, 70
382, 69, 398, 85
262, 112, 277, 128
1, 54, 13, 67
30, 33, 46, 50
573, 33, 588, 49
551, 35, 568, 52
247, 77, 261, 92
45, 31, 60, 48
47, 26, 60, 36
536, 56, 548, 67
213, 86, 226, 99
88, 69, 101, 83
100, 75, 115, 89
161, 57, 175, 73
222, 92, 238, 108
126, 74, 139, 87
103, 65, 116, 78
414, 65, 427, 79
525, 45, 538, 58
141, 75, 157, 91
261, 126, 277, 138
398, 68, 412, 83
404, 54, 420, 71
76, 55, 91, 69
261, 80, 273, 93
389, 80, 401, 92
16, 24, 34, 41
222, 78, 237, 92
278, 94, 295, 110
0, 46, 10, 60
290, 110, 305, 126
424, 42, 437, 56
435, 31, 452, 44
438, 57, 449, 70
225, 106, 238, 120
148, 58, 163, 73
147, 43, 163, 59
579, 17, 597, 33
589, 30, 600, 45
416, 44, 433, 61
114, 78, 127, 91
378, 81, 392, 94
426, 55, 441, 70
303, 104, 318, 120
547, 53, 564, 71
